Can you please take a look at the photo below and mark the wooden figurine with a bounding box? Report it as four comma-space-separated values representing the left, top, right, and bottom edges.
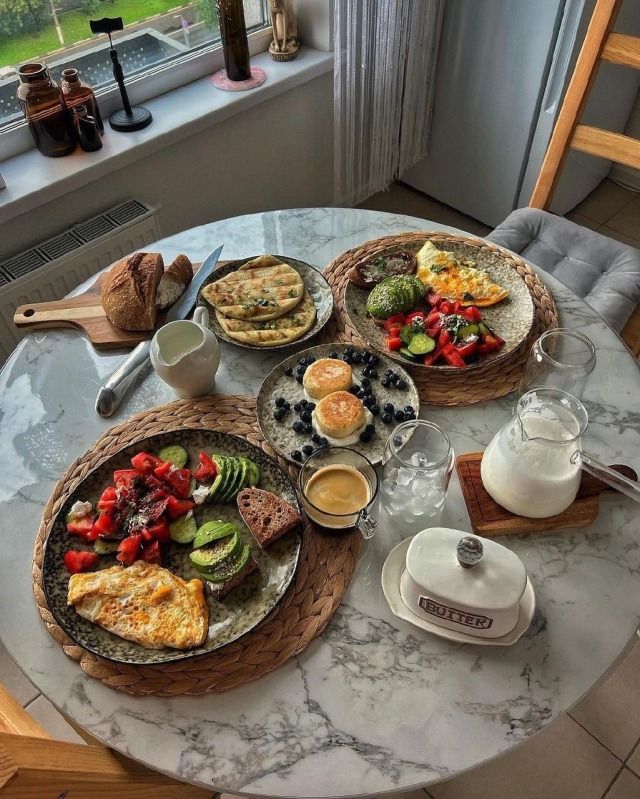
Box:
268, 0, 299, 61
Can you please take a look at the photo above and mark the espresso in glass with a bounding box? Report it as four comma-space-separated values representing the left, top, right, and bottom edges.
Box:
17, 63, 76, 157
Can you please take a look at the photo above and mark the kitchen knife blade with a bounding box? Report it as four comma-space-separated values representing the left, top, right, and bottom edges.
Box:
95, 244, 224, 417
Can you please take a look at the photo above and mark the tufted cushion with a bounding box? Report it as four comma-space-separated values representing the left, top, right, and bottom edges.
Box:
487, 208, 640, 332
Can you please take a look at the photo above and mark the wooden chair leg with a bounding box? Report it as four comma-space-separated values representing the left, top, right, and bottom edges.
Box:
621, 305, 640, 357
0, 686, 49, 740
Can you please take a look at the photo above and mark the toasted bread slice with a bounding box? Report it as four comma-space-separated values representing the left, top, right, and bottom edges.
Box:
237, 487, 302, 548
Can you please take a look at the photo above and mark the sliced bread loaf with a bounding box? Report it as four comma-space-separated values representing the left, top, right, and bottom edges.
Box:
236, 488, 301, 548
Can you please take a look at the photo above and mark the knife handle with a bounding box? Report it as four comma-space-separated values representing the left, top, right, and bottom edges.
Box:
95, 340, 151, 417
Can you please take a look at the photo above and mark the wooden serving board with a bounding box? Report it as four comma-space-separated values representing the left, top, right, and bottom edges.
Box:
456, 452, 637, 536
13, 260, 217, 351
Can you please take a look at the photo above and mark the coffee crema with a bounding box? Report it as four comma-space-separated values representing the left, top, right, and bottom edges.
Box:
302, 464, 370, 528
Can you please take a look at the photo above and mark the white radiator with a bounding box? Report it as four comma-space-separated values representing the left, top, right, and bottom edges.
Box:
0, 199, 162, 363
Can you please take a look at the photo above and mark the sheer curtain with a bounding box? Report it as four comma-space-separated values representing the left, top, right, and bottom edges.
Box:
334, 0, 444, 207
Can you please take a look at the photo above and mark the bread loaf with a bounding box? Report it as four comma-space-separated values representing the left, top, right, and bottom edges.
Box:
101, 252, 164, 331
156, 254, 193, 310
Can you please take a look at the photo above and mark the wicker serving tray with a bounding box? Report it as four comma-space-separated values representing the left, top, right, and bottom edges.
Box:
320, 232, 559, 405
32, 395, 360, 696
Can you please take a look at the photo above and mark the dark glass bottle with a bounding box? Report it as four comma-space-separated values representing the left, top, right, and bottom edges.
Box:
216, 0, 251, 81
17, 63, 76, 157
61, 68, 104, 134
73, 104, 102, 152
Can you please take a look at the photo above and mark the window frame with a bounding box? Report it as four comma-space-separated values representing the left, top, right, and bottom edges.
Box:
0, 10, 273, 163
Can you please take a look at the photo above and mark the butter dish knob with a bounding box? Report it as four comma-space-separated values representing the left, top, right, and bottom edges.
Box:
457, 536, 483, 569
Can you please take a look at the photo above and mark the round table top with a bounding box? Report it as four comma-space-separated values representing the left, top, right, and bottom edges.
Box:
0, 208, 638, 798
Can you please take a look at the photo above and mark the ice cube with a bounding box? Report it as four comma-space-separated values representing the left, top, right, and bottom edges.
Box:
411, 477, 432, 498
396, 467, 413, 486
410, 452, 431, 468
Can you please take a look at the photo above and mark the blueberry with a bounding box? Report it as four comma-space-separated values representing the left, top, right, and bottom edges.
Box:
383, 402, 394, 414
363, 387, 373, 397
312, 433, 322, 444
396, 379, 408, 391
296, 367, 306, 377
329, 350, 338, 359
365, 424, 376, 434
343, 355, 353, 364
300, 399, 309, 408
381, 377, 390, 388
302, 444, 314, 456
273, 408, 286, 422
404, 405, 415, 413
292, 450, 302, 462
394, 409, 406, 422
352, 352, 362, 364
283, 401, 291, 411
363, 395, 375, 408
368, 368, 378, 379
404, 410, 416, 420
390, 372, 400, 384
361, 377, 371, 388
368, 355, 379, 366
319, 437, 329, 447
293, 420, 304, 433
284, 366, 293, 376
356, 388, 365, 399
296, 374, 304, 384
307, 356, 316, 364
301, 410, 312, 424
304, 423, 313, 434
364, 351, 373, 361
349, 386, 360, 395
298, 357, 307, 366
371, 404, 381, 416
382, 412, 393, 425
359, 430, 373, 443
294, 402, 302, 412
362, 367, 371, 378
384, 368, 393, 377
275, 397, 286, 407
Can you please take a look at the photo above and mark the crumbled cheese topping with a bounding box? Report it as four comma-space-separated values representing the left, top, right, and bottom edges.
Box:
69, 500, 93, 519
192, 484, 209, 505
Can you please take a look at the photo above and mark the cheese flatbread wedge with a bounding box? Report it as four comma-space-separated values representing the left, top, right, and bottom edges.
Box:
215, 291, 316, 347
416, 241, 508, 307
201, 255, 304, 321
67, 561, 208, 650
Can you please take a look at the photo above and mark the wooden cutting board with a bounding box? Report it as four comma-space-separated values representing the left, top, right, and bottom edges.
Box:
13, 260, 218, 351
456, 452, 637, 536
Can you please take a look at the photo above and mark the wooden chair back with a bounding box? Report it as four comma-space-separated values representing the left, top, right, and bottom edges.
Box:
0, 682, 214, 798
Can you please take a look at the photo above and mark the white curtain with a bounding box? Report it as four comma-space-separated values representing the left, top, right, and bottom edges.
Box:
334, 0, 445, 207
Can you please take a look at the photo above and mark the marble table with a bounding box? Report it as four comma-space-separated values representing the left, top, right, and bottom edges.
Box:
0, 208, 638, 797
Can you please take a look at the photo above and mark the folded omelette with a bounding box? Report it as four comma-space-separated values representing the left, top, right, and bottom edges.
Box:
67, 561, 209, 650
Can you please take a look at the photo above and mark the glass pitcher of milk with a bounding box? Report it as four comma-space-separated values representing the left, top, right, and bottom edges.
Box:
481, 388, 640, 518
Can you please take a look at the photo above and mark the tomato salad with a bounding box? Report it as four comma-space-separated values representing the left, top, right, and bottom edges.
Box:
63, 449, 218, 574
383, 293, 505, 367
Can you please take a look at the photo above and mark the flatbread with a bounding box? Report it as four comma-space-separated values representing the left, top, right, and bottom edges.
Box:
416, 241, 509, 307
201, 255, 305, 321
215, 291, 317, 347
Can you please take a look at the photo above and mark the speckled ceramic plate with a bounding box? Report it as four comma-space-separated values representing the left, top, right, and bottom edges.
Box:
257, 342, 420, 467
199, 255, 334, 350
42, 430, 301, 665
344, 238, 535, 371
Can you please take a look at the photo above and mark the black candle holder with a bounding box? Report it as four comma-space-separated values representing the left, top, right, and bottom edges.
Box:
89, 17, 152, 132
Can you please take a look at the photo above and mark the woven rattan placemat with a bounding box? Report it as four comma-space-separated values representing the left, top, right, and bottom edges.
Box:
321, 232, 559, 405
32, 395, 360, 696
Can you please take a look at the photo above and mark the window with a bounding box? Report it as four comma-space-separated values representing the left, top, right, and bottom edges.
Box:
0, 0, 271, 156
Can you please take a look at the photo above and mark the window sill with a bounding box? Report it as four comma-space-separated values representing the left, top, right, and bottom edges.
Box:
0, 47, 332, 226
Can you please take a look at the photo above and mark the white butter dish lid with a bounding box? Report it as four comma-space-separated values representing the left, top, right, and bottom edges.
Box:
406, 528, 527, 613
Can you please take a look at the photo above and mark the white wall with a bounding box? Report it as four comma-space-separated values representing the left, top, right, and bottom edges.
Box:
0, 72, 333, 256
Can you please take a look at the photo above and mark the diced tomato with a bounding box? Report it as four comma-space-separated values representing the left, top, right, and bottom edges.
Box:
113, 469, 140, 488
97, 486, 117, 512
481, 334, 504, 354
142, 498, 168, 523
146, 487, 168, 503
405, 310, 425, 324
383, 313, 405, 333
116, 534, 143, 566
142, 540, 163, 565
131, 452, 163, 474
194, 452, 217, 483
462, 306, 482, 323
425, 310, 442, 327
455, 339, 478, 359
427, 293, 442, 307
438, 329, 452, 348
426, 327, 440, 339
153, 460, 173, 480
450, 300, 462, 314
439, 301, 452, 314
386, 321, 403, 338
64, 550, 99, 574
145, 519, 170, 543
162, 467, 192, 499
387, 336, 403, 351
66, 516, 95, 539
441, 344, 466, 368
423, 347, 442, 366
166, 495, 195, 520
92, 511, 118, 539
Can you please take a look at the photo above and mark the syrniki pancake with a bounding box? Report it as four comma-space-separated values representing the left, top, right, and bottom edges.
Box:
202, 255, 304, 321
312, 390, 367, 440
67, 561, 209, 650
303, 358, 352, 399
215, 291, 316, 346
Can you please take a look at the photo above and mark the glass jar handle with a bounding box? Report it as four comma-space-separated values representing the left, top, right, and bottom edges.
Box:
357, 508, 378, 539
571, 451, 640, 503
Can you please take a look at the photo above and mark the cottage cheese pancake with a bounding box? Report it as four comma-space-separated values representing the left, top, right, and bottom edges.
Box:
312, 390, 368, 442
303, 358, 353, 400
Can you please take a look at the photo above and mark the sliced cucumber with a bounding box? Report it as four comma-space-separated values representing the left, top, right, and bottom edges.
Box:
93, 539, 120, 555
190, 532, 240, 572
400, 325, 414, 346
193, 520, 236, 549
158, 445, 188, 468
478, 321, 492, 337
169, 515, 198, 544
202, 543, 251, 583
457, 323, 479, 340
399, 346, 417, 361
408, 333, 436, 356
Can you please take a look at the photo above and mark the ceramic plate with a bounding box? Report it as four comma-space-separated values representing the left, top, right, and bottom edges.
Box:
199, 255, 334, 350
257, 342, 420, 467
344, 237, 535, 371
381, 537, 536, 646
43, 430, 301, 665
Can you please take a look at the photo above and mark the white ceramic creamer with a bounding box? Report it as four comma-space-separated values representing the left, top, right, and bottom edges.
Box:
150, 306, 220, 398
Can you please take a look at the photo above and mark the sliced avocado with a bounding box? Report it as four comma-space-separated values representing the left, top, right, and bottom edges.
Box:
215, 457, 240, 503
220, 458, 248, 503
202, 543, 252, 583
157, 444, 188, 468
208, 455, 227, 500
169, 514, 198, 544
246, 459, 260, 487
93, 539, 120, 555
193, 520, 236, 549
189, 531, 240, 572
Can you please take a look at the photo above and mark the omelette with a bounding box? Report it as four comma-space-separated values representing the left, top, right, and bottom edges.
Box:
215, 291, 316, 346
416, 241, 508, 307
67, 561, 209, 650
201, 255, 305, 321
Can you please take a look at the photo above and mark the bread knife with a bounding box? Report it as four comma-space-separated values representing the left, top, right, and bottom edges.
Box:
95, 244, 224, 417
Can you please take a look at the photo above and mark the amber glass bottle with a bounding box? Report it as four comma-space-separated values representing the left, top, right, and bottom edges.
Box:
216, 0, 251, 81
17, 63, 76, 157
60, 68, 104, 134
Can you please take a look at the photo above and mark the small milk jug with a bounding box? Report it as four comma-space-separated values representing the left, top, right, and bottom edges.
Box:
150, 306, 220, 397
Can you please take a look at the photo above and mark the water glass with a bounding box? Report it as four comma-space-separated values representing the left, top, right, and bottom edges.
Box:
380, 420, 454, 523
518, 329, 596, 399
